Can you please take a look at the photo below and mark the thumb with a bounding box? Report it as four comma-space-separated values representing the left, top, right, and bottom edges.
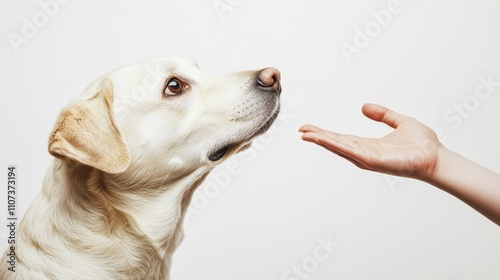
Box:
362, 103, 408, 129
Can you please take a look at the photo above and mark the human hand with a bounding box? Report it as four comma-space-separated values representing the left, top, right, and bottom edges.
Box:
299, 103, 443, 180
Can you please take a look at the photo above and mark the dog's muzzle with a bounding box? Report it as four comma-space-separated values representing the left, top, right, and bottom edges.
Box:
208, 68, 282, 162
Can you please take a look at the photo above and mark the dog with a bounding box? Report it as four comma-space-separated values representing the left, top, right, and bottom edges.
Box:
0, 58, 281, 279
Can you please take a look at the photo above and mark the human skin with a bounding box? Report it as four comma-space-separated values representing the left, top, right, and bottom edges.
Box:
299, 103, 500, 226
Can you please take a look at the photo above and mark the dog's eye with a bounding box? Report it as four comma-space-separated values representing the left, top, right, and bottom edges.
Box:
164, 78, 185, 95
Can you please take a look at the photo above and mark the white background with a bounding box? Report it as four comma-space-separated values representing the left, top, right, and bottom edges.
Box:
1, 0, 500, 279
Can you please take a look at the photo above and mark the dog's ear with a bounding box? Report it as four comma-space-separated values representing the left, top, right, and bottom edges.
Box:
48, 78, 131, 174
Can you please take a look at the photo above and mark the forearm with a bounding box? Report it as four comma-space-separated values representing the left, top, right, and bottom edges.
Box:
425, 146, 500, 226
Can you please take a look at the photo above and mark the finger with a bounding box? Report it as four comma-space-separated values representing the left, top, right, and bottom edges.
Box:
298, 124, 323, 133
301, 131, 357, 160
302, 132, 373, 170
301, 131, 343, 148
301, 132, 362, 159
362, 103, 408, 129
314, 140, 370, 170
299, 125, 345, 140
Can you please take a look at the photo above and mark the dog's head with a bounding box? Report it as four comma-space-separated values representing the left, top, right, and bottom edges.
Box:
48, 58, 281, 185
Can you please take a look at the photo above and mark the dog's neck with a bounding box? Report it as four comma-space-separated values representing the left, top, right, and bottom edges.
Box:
43, 159, 209, 278
109, 168, 210, 258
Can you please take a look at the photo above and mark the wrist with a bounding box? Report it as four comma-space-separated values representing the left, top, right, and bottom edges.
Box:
423, 144, 454, 187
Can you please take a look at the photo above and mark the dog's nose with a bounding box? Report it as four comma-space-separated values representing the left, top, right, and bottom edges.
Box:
257, 67, 281, 94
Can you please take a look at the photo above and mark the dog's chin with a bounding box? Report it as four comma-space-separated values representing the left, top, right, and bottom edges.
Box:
208, 104, 280, 162
251, 103, 280, 138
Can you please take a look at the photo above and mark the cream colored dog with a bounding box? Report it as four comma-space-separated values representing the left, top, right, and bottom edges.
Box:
0, 58, 281, 279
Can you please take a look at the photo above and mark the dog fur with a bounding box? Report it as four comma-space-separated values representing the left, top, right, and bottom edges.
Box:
0, 58, 281, 279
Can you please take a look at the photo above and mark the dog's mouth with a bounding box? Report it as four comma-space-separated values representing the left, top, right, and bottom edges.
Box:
208, 145, 230, 161
208, 104, 280, 162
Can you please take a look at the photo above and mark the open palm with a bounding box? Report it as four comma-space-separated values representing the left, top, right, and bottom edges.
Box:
299, 103, 442, 180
